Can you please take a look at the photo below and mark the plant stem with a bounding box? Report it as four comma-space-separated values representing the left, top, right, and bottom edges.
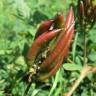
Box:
83, 29, 87, 65
24, 81, 32, 96
48, 69, 60, 96
64, 27, 88, 96
64, 65, 92, 96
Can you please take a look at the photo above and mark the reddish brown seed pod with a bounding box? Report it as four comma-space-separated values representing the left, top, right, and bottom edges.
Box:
79, 0, 84, 18
39, 48, 69, 80
78, 0, 85, 26
27, 29, 61, 65
40, 7, 74, 71
65, 7, 74, 29
35, 20, 53, 39
39, 22, 74, 80
27, 7, 75, 81
40, 22, 74, 74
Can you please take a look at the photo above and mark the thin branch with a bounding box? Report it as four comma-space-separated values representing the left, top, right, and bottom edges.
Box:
63, 65, 96, 96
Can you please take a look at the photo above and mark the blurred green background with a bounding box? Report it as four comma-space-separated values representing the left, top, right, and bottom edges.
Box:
0, 0, 96, 96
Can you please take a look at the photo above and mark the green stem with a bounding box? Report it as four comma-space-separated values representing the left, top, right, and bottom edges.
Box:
48, 69, 60, 96
24, 81, 32, 96
83, 29, 87, 64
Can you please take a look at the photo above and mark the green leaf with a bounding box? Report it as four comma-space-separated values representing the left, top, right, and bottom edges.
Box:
0, 91, 4, 96
72, 32, 78, 61
88, 51, 96, 62
63, 63, 82, 71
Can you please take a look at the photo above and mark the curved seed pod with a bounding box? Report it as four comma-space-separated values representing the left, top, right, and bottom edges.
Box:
40, 7, 74, 70
27, 29, 62, 66
78, 0, 84, 24
39, 29, 73, 80
40, 22, 74, 73
38, 51, 64, 80
40, 48, 69, 73
79, 1, 84, 18
65, 7, 74, 29
39, 47, 69, 80
47, 23, 74, 72
40, 29, 65, 69
35, 20, 53, 39
47, 14, 65, 52
39, 21, 74, 80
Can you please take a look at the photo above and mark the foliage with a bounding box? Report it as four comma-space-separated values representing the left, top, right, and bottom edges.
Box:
0, 0, 96, 96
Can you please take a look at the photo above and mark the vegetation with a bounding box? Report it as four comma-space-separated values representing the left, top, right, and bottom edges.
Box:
0, 0, 96, 96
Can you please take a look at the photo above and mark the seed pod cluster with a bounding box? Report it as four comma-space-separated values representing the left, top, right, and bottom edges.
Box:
27, 7, 75, 81
78, 0, 96, 28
